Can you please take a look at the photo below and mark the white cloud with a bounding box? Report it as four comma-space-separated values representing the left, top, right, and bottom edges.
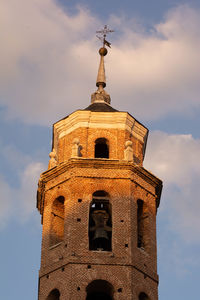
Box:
0, 0, 99, 125
109, 5, 200, 120
144, 131, 200, 243
18, 162, 45, 219
0, 145, 45, 229
1, 2, 200, 124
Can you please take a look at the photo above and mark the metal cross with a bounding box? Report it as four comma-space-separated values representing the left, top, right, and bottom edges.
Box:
96, 25, 114, 48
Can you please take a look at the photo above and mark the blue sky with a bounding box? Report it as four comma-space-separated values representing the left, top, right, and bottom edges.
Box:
1, 0, 200, 299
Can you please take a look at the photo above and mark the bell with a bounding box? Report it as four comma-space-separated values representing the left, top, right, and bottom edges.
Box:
92, 210, 109, 240
93, 228, 109, 240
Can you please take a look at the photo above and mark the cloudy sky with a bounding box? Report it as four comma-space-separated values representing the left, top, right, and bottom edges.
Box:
1, 0, 200, 299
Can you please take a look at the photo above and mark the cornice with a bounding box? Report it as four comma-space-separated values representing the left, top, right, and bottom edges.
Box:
53, 110, 148, 143
37, 158, 162, 218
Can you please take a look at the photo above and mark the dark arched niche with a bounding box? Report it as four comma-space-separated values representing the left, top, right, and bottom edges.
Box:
86, 280, 113, 300
50, 196, 65, 246
46, 289, 60, 300
137, 199, 144, 248
89, 191, 112, 251
137, 199, 149, 251
139, 292, 150, 300
95, 138, 109, 159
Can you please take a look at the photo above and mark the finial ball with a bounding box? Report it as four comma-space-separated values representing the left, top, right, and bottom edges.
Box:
73, 138, 80, 145
99, 47, 107, 56
125, 140, 133, 148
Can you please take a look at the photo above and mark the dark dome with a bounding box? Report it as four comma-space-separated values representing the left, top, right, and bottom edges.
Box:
85, 102, 118, 112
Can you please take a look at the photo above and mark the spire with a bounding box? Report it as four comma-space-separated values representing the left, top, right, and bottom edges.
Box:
96, 47, 107, 88
91, 25, 114, 105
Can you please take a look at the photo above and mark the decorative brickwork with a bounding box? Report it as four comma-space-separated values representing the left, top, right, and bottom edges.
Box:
37, 107, 162, 299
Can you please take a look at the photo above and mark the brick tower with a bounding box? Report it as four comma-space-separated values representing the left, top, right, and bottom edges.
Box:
37, 29, 162, 300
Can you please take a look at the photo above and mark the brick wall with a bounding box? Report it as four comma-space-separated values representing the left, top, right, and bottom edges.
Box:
37, 111, 162, 300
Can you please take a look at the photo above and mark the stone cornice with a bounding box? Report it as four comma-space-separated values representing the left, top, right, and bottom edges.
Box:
53, 110, 148, 143
37, 158, 162, 217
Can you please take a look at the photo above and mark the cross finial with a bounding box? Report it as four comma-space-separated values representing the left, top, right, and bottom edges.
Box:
96, 25, 114, 48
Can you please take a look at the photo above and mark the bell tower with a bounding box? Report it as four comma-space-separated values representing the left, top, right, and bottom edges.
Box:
37, 26, 162, 300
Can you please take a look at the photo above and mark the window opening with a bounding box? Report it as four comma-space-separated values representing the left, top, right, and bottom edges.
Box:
137, 199, 149, 250
50, 196, 65, 246
137, 200, 144, 248
46, 289, 60, 300
86, 280, 113, 300
89, 191, 112, 251
95, 138, 109, 158
139, 292, 150, 300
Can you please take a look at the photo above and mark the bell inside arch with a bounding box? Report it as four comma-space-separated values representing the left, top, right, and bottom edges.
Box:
89, 193, 112, 251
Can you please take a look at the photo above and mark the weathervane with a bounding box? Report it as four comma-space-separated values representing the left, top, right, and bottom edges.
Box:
96, 25, 114, 48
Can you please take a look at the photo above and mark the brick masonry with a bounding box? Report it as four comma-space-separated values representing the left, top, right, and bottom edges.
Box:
37, 109, 162, 300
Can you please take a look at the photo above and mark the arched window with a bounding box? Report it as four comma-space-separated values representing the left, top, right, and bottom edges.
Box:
137, 200, 148, 250
89, 191, 112, 251
86, 280, 113, 300
137, 200, 144, 248
95, 138, 109, 158
50, 196, 65, 246
139, 292, 150, 300
46, 289, 60, 300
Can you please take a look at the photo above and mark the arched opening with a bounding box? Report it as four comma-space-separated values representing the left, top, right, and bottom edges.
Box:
86, 280, 113, 300
139, 292, 150, 300
137, 199, 149, 251
89, 191, 112, 251
46, 289, 60, 300
50, 196, 65, 246
137, 199, 144, 248
137, 199, 149, 250
95, 138, 109, 159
